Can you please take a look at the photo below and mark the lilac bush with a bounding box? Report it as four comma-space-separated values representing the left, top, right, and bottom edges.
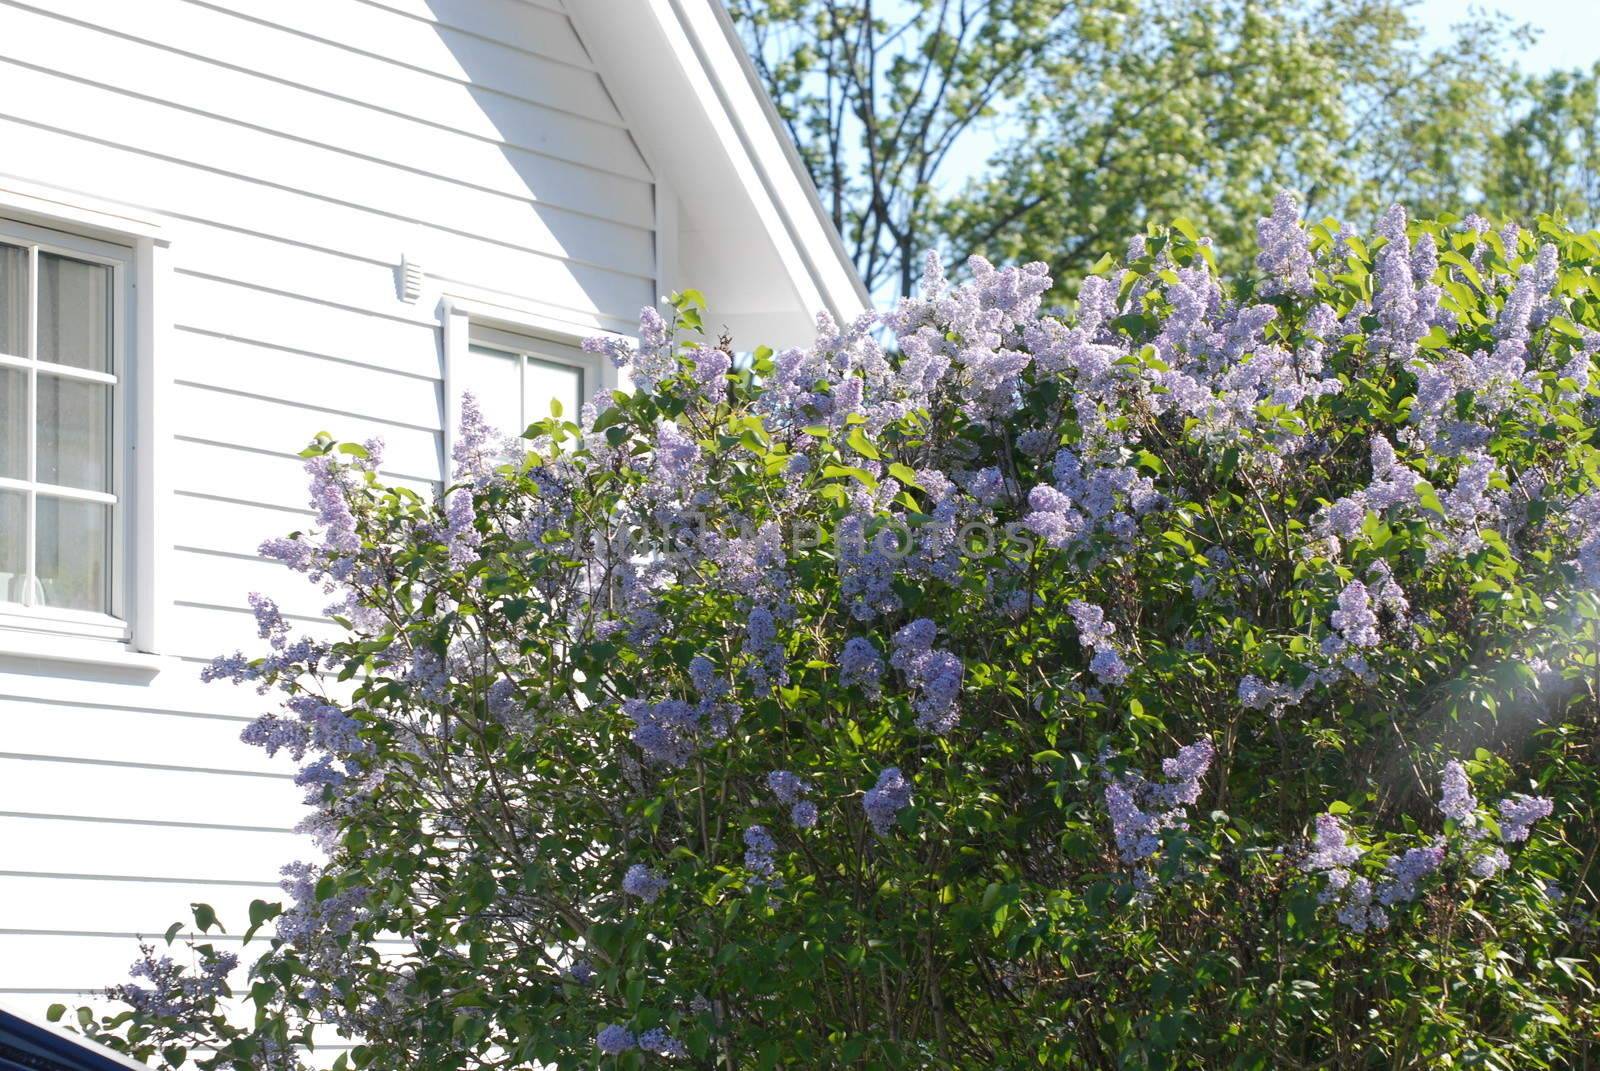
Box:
65, 197, 1600, 1067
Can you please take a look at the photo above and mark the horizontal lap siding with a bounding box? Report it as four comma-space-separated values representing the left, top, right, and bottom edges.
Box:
0, 0, 647, 1014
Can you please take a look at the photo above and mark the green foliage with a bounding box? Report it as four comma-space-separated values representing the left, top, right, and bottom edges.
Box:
70, 215, 1600, 1069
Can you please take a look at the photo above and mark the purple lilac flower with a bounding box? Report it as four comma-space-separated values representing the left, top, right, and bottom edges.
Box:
744, 824, 778, 882
1335, 876, 1389, 933
1105, 782, 1160, 862
445, 488, 480, 569
202, 651, 258, 687
1365, 560, 1409, 625
583, 305, 675, 392
908, 649, 963, 733
863, 767, 913, 835
1156, 739, 1216, 805
1326, 494, 1368, 539
624, 697, 701, 768
109, 944, 240, 1021
567, 959, 595, 985
767, 770, 809, 805
1068, 600, 1115, 647
890, 619, 964, 733
1470, 847, 1510, 878
742, 606, 788, 697
1376, 840, 1445, 905
247, 593, 289, 649
1088, 645, 1131, 686
1305, 814, 1362, 870
836, 510, 903, 619
1237, 675, 1272, 709
1497, 794, 1553, 842
648, 420, 702, 505
639, 1027, 687, 1058
260, 534, 315, 575
1372, 205, 1427, 361
1255, 190, 1314, 296
1438, 760, 1477, 823
688, 654, 724, 698
1328, 580, 1380, 651
276, 861, 366, 946
838, 636, 884, 695
596, 1025, 636, 1055
1023, 484, 1083, 548
452, 392, 499, 481
1103, 739, 1213, 867
791, 800, 819, 829
622, 864, 668, 903
687, 345, 731, 401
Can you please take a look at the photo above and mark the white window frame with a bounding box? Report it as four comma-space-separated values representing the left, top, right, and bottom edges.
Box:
0, 220, 130, 633
0, 180, 170, 668
438, 295, 627, 477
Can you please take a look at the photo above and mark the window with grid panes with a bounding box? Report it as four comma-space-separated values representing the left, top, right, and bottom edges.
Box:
0, 221, 127, 618
456, 324, 594, 448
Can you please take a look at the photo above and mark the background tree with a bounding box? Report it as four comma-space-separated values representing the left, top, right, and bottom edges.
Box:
731, 0, 1077, 297
734, 0, 1599, 298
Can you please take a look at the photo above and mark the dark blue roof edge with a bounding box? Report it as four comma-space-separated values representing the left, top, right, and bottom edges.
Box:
0, 1007, 147, 1071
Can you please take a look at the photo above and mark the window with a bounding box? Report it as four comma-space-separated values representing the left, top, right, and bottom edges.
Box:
457, 323, 595, 442
0, 220, 129, 621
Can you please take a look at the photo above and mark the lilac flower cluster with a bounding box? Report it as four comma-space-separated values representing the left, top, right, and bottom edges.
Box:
1439, 760, 1477, 823
889, 618, 964, 734
1323, 580, 1380, 654
623, 864, 668, 904
1102, 738, 1215, 871
109, 943, 239, 1021
1498, 794, 1554, 842
241, 695, 364, 765
624, 697, 703, 768
596, 1024, 635, 1055
863, 767, 913, 836
1307, 761, 1554, 932
743, 824, 779, 884
639, 1027, 688, 1058
838, 636, 884, 696
1254, 190, 1314, 296
582, 305, 676, 393
1069, 600, 1131, 686
768, 769, 817, 828
742, 606, 789, 698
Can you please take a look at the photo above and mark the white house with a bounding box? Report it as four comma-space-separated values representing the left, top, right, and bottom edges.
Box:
0, 0, 866, 1020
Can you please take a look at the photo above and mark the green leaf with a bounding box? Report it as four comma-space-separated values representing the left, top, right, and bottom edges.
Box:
887, 462, 922, 488
191, 903, 221, 934
844, 425, 881, 459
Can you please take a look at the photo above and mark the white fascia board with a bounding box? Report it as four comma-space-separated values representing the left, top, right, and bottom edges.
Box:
568, 0, 868, 342
678, 0, 870, 317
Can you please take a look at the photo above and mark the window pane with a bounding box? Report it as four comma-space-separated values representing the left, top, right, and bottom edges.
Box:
0, 365, 24, 479
0, 243, 24, 358
0, 489, 23, 603
524, 357, 583, 422
36, 495, 111, 613
462, 345, 522, 436
38, 251, 112, 372
37, 373, 111, 491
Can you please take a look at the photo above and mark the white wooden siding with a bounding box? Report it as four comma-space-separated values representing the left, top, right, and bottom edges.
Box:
0, 0, 653, 1007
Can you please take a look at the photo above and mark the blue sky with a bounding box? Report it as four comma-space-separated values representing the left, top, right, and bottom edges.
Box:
1417, 0, 1600, 72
